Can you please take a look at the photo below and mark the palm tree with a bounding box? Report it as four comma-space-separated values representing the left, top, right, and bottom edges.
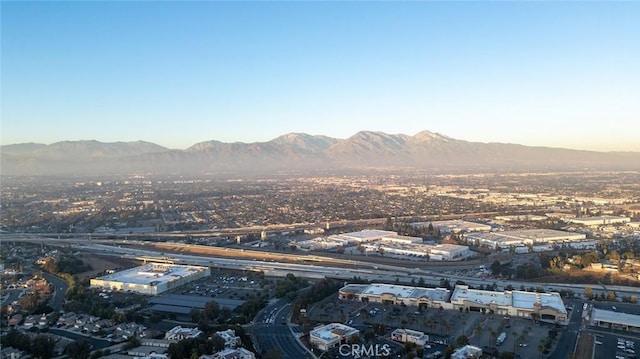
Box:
489, 329, 497, 348
474, 325, 483, 346
538, 338, 547, 359
360, 308, 368, 322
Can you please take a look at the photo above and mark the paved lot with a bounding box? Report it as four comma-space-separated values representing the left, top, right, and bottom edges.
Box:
311, 297, 556, 358
593, 333, 638, 359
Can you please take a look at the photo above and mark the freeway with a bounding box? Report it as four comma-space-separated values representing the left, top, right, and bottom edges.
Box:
38, 238, 640, 299
4, 234, 639, 300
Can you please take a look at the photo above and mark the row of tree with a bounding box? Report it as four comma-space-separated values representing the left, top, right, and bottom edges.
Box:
0, 329, 56, 359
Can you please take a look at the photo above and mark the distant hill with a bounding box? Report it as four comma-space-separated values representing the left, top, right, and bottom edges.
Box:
1, 131, 639, 176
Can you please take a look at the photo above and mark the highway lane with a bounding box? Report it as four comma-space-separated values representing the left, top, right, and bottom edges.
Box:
5, 234, 638, 301
69, 241, 640, 300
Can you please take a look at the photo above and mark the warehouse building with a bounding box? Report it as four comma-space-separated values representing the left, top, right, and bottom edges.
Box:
567, 216, 631, 226
411, 220, 492, 234
90, 263, 210, 295
465, 229, 586, 250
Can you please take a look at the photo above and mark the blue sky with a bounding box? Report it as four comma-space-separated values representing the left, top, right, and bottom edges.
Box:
2, 1, 639, 151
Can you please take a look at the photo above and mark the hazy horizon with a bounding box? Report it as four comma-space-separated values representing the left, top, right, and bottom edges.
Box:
2, 2, 639, 151
2, 129, 640, 154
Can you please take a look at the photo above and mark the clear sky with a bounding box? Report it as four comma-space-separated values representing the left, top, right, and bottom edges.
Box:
1, 1, 639, 151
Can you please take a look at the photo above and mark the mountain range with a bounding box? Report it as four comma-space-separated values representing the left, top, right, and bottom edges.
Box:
2, 131, 639, 176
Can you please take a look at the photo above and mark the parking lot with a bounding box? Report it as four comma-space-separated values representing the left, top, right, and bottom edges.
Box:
173, 269, 271, 301
308, 296, 554, 358
593, 334, 638, 359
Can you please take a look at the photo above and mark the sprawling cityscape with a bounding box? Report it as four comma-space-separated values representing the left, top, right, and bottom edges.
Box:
3, 1, 639, 358
1, 170, 639, 359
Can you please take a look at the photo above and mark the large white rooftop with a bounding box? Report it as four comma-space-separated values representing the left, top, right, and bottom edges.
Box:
336, 229, 397, 241
92, 263, 208, 285
451, 286, 512, 306
342, 283, 450, 302
451, 285, 566, 314
592, 308, 640, 327
412, 220, 492, 233
467, 229, 585, 244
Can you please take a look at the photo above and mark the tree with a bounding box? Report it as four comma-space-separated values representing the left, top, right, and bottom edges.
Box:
584, 287, 594, 300
190, 308, 203, 323
204, 301, 220, 320
538, 339, 547, 359
65, 339, 92, 359
211, 334, 226, 352
31, 335, 56, 359
474, 325, 483, 346
455, 335, 469, 348
491, 260, 502, 275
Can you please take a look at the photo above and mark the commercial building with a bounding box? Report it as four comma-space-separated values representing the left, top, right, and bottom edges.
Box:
494, 215, 547, 222
451, 345, 483, 359
332, 230, 399, 244
309, 323, 359, 351
465, 229, 586, 250
298, 229, 417, 251
590, 309, 640, 333
164, 326, 202, 341
567, 216, 631, 226
411, 220, 492, 234
450, 285, 567, 322
339, 283, 450, 309
390, 328, 429, 347
90, 263, 210, 295
360, 241, 473, 261
428, 244, 474, 261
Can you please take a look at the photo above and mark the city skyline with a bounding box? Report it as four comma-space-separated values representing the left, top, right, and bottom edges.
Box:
2, 2, 639, 151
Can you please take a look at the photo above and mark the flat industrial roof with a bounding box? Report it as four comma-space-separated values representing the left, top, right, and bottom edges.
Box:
149, 294, 244, 311
342, 283, 450, 302
467, 229, 585, 243
347, 230, 396, 238
452, 286, 566, 313
92, 263, 208, 286
149, 304, 192, 315
592, 308, 640, 327
414, 220, 492, 231
451, 286, 511, 306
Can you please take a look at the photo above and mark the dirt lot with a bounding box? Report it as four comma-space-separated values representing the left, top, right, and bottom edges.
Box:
75, 252, 140, 279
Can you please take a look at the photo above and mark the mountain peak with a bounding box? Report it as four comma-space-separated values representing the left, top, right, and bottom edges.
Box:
2, 131, 639, 175
412, 130, 450, 142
